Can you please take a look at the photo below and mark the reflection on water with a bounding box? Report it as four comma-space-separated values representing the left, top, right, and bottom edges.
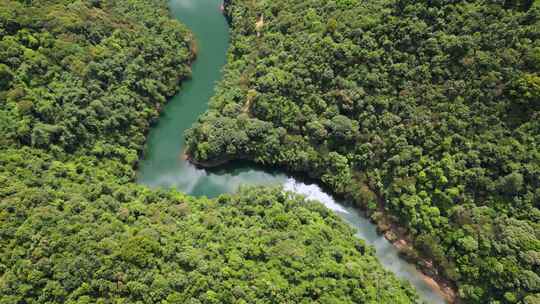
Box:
136, 0, 448, 303
140, 158, 288, 196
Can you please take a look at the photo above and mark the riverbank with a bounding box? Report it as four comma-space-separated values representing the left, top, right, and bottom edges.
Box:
381, 222, 458, 304
392, 238, 458, 304
336, 180, 459, 304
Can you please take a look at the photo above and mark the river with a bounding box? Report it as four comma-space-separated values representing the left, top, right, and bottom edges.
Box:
137, 0, 447, 303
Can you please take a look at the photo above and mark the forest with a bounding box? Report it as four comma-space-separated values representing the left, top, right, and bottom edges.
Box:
185, 0, 540, 303
0, 0, 419, 303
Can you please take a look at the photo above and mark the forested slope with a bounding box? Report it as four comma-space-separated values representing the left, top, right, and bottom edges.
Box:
0, 0, 194, 166
0, 0, 418, 303
1, 154, 417, 303
185, 0, 540, 302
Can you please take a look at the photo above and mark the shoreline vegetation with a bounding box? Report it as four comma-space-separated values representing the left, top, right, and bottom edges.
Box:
185, 0, 540, 303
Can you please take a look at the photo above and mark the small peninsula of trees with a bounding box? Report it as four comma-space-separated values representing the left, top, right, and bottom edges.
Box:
0, 0, 418, 303
186, 0, 540, 302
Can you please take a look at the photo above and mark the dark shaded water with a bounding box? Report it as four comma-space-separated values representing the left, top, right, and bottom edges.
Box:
137, 1, 446, 302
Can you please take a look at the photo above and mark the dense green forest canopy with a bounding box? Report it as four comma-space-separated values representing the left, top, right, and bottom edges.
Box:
0, 147, 418, 303
0, 0, 418, 303
1, 158, 418, 303
185, 0, 540, 302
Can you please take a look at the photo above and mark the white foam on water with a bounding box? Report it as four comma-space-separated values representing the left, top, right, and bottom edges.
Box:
283, 178, 350, 214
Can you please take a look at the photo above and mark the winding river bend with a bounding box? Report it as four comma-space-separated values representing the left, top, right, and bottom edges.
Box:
137, 0, 447, 303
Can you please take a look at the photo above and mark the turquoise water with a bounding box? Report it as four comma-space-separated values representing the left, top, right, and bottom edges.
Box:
137, 1, 448, 302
